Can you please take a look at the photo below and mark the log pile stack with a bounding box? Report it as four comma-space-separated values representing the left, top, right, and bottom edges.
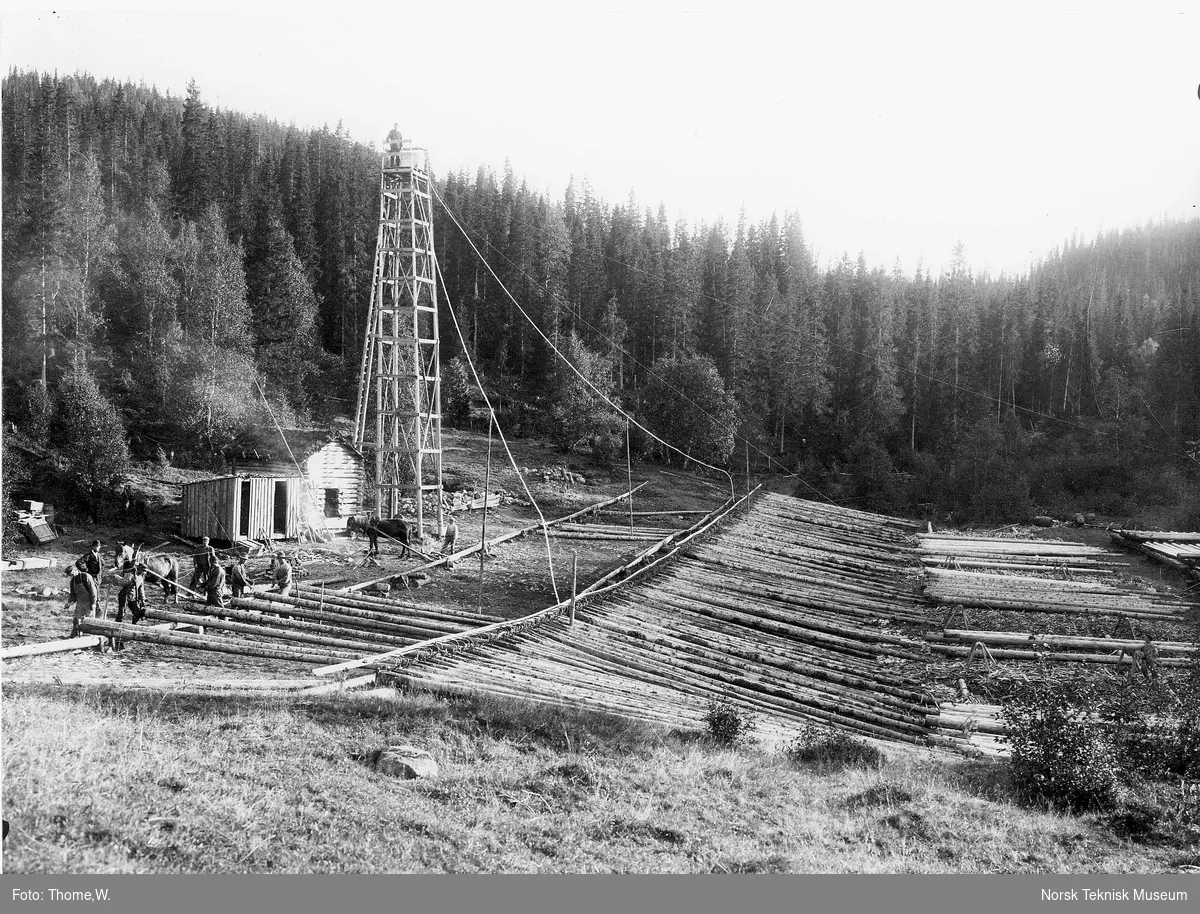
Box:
378, 492, 942, 747
80, 586, 502, 667
927, 701, 1008, 757
922, 567, 1193, 621
927, 628, 1195, 667
919, 534, 1117, 574
1111, 530, 1200, 584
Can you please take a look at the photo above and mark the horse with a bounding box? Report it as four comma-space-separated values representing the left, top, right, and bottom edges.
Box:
348, 515, 414, 557
111, 543, 179, 604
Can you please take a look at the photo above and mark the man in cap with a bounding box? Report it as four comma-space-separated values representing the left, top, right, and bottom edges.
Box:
65, 565, 99, 637
189, 536, 212, 592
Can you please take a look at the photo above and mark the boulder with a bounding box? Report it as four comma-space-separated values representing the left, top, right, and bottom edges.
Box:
374, 745, 437, 779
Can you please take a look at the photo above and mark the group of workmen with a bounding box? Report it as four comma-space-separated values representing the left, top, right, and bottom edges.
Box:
65, 538, 159, 638
189, 536, 294, 605
63, 537, 294, 638
63, 516, 459, 639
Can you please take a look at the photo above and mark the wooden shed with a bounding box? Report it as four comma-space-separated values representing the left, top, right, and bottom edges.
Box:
226, 429, 366, 531
181, 475, 307, 542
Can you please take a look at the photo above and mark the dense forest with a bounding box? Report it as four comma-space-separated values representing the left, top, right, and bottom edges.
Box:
3, 70, 1199, 526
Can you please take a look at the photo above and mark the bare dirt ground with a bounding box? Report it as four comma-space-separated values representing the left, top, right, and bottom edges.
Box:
1, 429, 742, 683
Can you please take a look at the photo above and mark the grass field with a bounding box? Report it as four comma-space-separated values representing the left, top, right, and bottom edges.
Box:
3, 684, 1195, 873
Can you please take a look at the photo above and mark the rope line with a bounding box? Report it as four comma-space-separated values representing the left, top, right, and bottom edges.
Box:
434, 256, 562, 603
435, 188, 738, 499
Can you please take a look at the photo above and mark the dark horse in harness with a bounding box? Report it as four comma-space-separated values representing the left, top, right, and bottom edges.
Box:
348, 515, 414, 558
112, 543, 179, 603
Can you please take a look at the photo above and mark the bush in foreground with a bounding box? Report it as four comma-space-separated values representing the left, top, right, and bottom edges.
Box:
784, 726, 886, 771
703, 699, 756, 748
1004, 683, 1120, 813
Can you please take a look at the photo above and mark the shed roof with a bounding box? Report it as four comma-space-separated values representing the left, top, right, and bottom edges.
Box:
225, 428, 363, 464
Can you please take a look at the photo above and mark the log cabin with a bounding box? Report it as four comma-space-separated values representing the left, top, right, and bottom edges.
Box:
226, 429, 367, 533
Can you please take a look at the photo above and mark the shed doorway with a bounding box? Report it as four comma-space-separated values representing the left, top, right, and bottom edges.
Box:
273, 480, 288, 536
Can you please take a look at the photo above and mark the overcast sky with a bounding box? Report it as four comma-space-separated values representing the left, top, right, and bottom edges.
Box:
4, 5, 1198, 277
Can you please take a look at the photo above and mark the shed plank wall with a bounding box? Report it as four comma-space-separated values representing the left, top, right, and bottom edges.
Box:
183, 476, 305, 541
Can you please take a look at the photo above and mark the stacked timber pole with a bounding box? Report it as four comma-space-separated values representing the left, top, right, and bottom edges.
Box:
917, 529, 1200, 756
76, 585, 503, 667
1110, 530, 1200, 585
923, 567, 1192, 620
371, 491, 947, 748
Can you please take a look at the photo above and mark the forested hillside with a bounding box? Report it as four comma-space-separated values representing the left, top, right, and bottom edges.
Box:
3, 71, 1198, 525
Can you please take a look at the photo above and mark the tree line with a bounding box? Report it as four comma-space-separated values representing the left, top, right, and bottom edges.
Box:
3, 70, 1198, 525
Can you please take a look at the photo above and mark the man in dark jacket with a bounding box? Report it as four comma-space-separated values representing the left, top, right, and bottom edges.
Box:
66, 566, 99, 637
189, 536, 212, 591
206, 562, 227, 608
78, 540, 103, 586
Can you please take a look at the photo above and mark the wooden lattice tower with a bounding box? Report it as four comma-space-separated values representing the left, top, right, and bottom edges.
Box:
353, 126, 443, 536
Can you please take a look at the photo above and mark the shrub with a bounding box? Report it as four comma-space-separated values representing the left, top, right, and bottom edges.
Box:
703, 699, 755, 748
784, 726, 886, 771
1003, 684, 1120, 812
1097, 679, 1198, 780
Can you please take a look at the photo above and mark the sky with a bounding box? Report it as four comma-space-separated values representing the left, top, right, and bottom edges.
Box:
3, 5, 1199, 278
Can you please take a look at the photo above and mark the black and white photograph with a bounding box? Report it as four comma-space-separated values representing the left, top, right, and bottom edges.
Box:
0, 3, 1198, 900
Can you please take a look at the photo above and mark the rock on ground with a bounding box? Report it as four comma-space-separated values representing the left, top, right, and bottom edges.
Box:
373, 745, 438, 779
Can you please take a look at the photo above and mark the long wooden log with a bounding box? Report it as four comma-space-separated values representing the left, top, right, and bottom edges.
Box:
154, 603, 423, 648
230, 596, 465, 644
290, 584, 505, 624
0, 676, 319, 690
938, 629, 1198, 654
928, 642, 1190, 666
922, 596, 1184, 620
241, 590, 476, 634
1116, 530, 1200, 543
1, 635, 104, 658
78, 619, 359, 664
551, 531, 665, 542
596, 509, 711, 518
141, 607, 396, 653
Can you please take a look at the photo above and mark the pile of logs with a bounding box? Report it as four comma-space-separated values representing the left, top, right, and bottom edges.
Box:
80, 584, 503, 667
918, 534, 1118, 574
926, 701, 1009, 757
380, 492, 942, 747
1111, 530, 1200, 584
927, 628, 1195, 667
922, 567, 1193, 620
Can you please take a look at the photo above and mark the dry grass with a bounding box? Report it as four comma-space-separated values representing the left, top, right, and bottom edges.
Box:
2, 684, 1191, 873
